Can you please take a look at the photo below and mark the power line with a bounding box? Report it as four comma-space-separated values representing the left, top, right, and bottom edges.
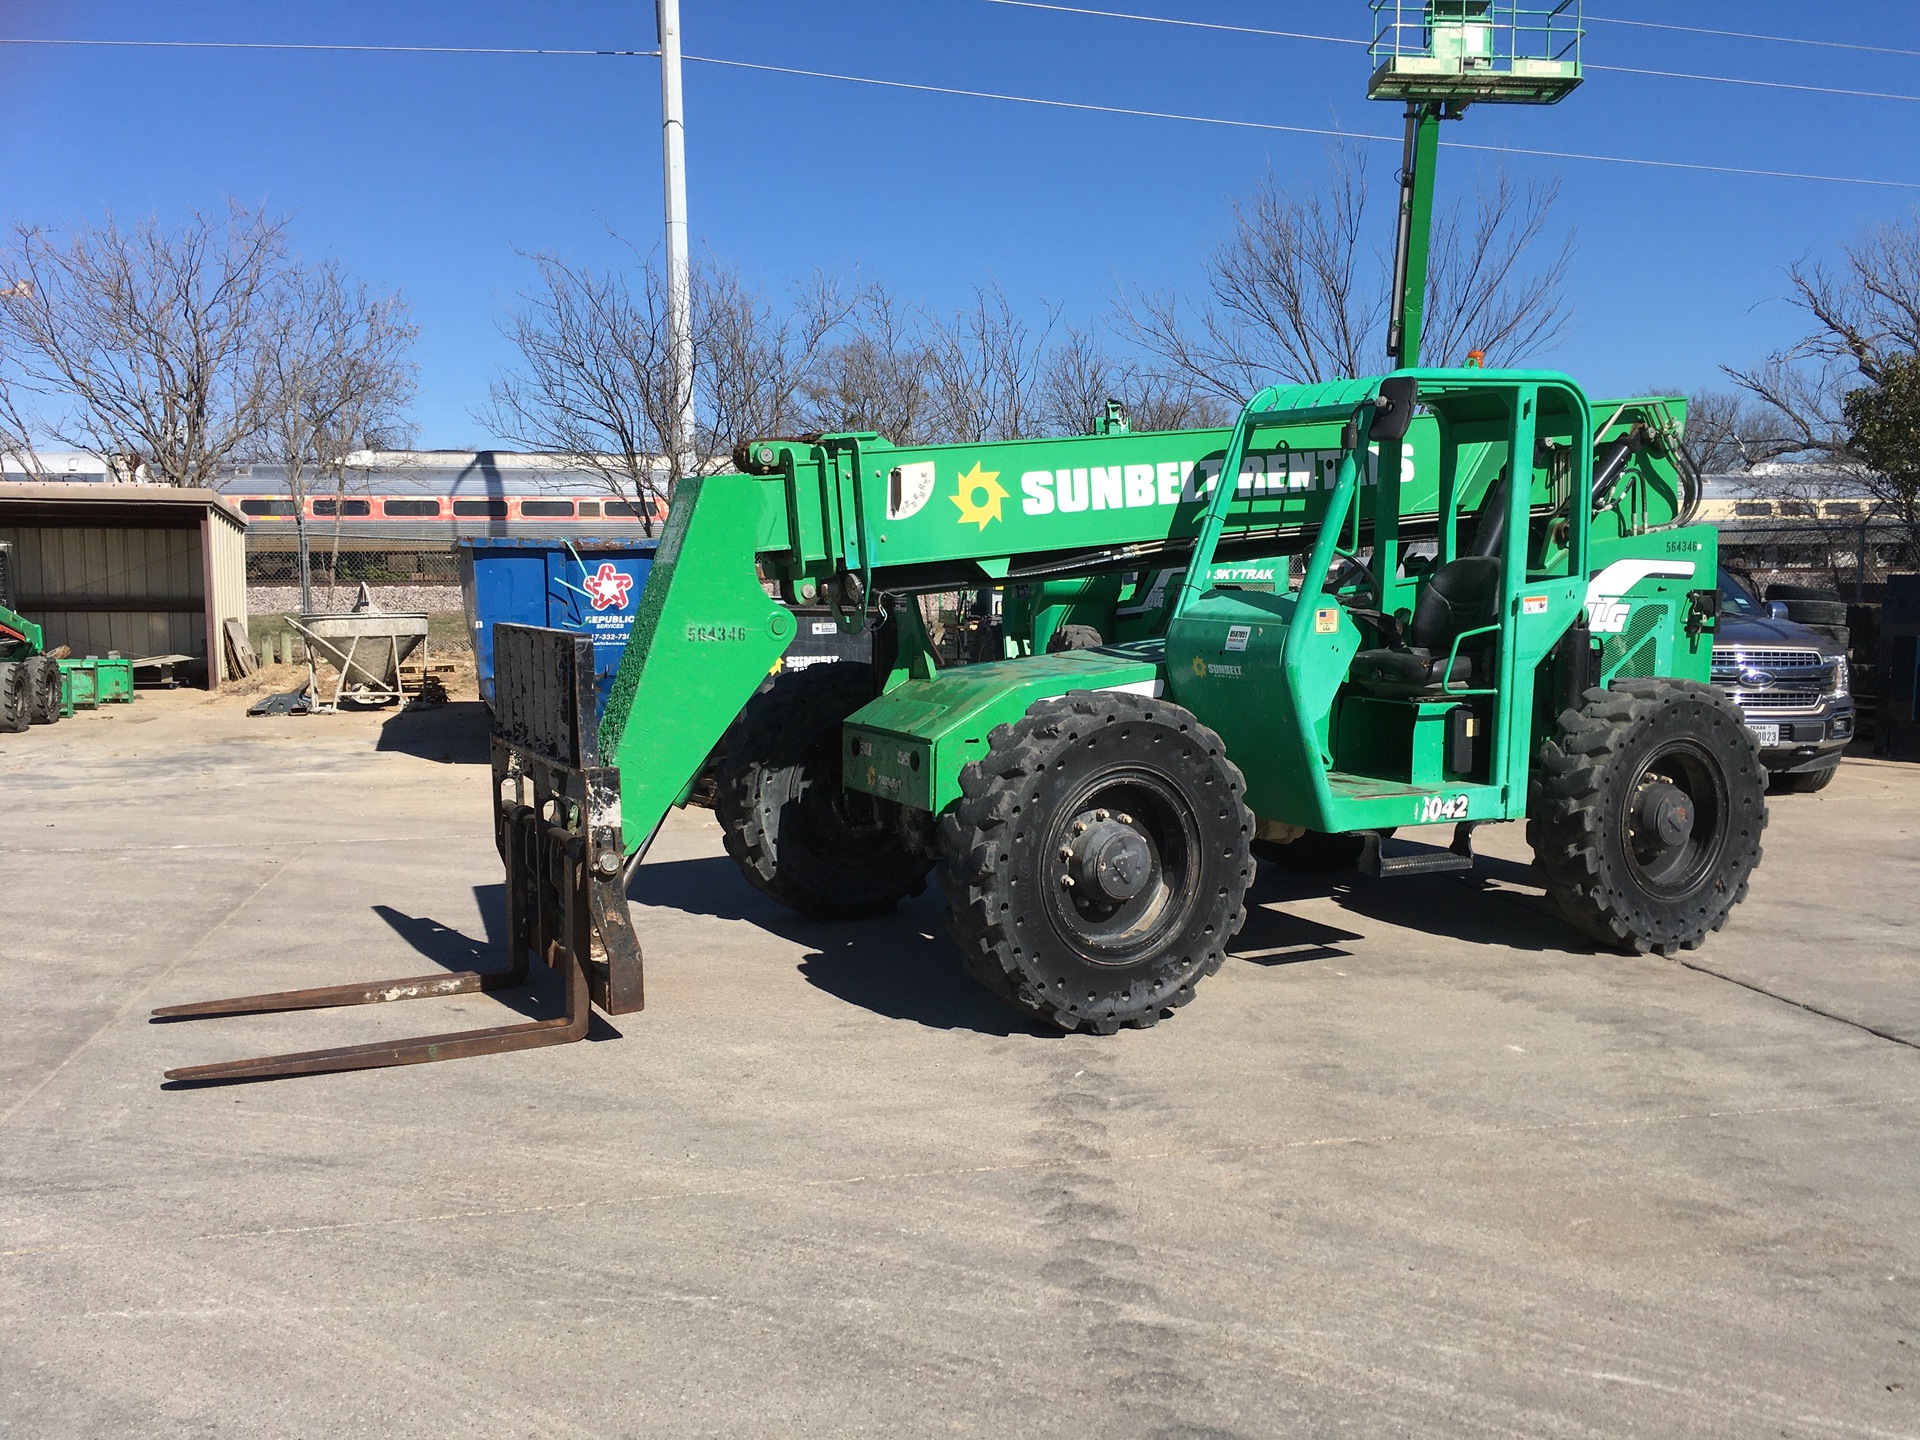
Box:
682, 53, 1920, 192
978, 0, 1920, 105
0, 36, 654, 58
1585, 13, 1920, 60
1586, 62, 1920, 105
979, 0, 1359, 48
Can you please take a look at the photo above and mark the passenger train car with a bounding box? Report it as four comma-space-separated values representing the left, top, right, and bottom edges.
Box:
217, 453, 669, 563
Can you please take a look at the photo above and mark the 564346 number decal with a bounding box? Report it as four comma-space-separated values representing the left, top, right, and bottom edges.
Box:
1416, 794, 1470, 823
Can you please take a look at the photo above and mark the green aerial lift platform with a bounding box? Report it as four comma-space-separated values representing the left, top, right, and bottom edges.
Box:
159, 0, 1767, 1083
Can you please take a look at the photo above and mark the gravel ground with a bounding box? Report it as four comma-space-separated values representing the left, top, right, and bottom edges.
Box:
247, 583, 465, 616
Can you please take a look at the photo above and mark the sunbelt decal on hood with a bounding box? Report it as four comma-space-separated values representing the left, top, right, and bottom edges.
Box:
1015, 444, 1414, 519
1584, 559, 1696, 634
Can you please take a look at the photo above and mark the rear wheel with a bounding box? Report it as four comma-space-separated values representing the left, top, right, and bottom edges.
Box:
24, 657, 61, 724
715, 662, 932, 919
1529, 679, 1766, 956
940, 690, 1252, 1033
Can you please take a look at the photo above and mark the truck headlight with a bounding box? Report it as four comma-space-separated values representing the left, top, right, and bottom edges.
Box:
1828, 656, 1849, 698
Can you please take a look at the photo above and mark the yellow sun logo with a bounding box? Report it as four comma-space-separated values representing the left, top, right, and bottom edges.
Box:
1192, 655, 1208, 677
950, 462, 1008, 529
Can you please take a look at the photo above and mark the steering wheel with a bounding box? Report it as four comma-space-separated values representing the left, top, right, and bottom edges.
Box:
1325, 553, 1380, 609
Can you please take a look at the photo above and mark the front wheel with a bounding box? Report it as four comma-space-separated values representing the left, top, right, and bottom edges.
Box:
940, 690, 1253, 1033
1529, 679, 1767, 956
715, 663, 932, 919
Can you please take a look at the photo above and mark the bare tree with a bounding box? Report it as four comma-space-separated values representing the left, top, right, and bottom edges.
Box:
920, 283, 1060, 444
1660, 388, 1804, 476
700, 263, 851, 455
254, 261, 417, 609
1723, 212, 1920, 549
1118, 148, 1573, 399
1035, 324, 1232, 436
479, 247, 849, 530
799, 284, 938, 442
0, 205, 290, 486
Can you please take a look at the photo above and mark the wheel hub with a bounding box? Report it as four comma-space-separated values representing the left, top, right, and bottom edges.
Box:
1067, 812, 1153, 902
1635, 779, 1694, 849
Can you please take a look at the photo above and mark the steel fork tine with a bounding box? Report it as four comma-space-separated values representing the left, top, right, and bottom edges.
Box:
161, 948, 589, 1084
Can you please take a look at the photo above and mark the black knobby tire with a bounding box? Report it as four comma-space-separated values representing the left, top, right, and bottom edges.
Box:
1765, 584, 1842, 603
939, 690, 1253, 1033
1046, 623, 1104, 654
1803, 623, 1850, 648
1252, 828, 1394, 874
715, 662, 932, 919
24, 657, 61, 725
0, 663, 26, 734
1773, 764, 1838, 794
1529, 678, 1767, 956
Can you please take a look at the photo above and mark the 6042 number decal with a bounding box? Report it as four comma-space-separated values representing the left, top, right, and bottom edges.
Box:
1417, 794, 1470, 823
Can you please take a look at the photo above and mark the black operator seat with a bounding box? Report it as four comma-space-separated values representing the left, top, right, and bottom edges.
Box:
1350, 470, 1509, 696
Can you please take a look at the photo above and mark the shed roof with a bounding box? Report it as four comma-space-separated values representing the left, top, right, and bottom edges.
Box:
0, 484, 247, 530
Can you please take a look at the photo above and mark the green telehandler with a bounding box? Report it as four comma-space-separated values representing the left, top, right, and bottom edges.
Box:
158, 0, 1765, 1081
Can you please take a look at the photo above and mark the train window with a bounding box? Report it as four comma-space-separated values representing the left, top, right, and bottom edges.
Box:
453, 499, 511, 518
604, 502, 642, 519
575, 501, 600, 517
313, 498, 372, 517
238, 499, 297, 517
384, 499, 442, 517
1733, 502, 1772, 517
520, 500, 575, 517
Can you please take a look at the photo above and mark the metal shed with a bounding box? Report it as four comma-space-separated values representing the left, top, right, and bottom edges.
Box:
0, 485, 249, 688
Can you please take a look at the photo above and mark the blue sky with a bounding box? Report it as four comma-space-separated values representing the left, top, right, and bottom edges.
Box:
3, 1, 1917, 446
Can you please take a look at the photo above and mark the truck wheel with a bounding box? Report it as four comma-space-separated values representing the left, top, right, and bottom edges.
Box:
1773, 764, 1838, 794
940, 690, 1253, 1033
1528, 679, 1766, 957
716, 662, 932, 919
24, 657, 61, 724
1252, 828, 1394, 873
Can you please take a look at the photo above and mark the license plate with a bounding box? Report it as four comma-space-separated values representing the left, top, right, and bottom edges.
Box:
1749, 723, 1780, 745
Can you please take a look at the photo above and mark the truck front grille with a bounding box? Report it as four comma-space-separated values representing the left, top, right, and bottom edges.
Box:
1721, 688, 1824, 714
1710, 646, 1836, 718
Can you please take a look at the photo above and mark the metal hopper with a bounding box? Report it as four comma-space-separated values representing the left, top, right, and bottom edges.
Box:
289, 583, 428, 710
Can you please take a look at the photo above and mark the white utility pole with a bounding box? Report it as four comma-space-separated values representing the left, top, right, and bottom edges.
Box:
657, 0, 696, 479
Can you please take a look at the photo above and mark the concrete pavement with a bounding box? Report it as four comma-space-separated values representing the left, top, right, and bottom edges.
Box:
2, 691, 1917, 1438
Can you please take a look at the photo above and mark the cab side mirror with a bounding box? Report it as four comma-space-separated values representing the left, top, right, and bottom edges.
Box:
1767, 601, 1789, 621
1370, 376, 1419, 444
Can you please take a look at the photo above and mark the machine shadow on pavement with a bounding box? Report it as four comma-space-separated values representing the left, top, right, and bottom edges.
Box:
1249, 848, 1595, 958
371, 890, 625, 1041
628, 854, 1055, 1036
375, 700, 492, 765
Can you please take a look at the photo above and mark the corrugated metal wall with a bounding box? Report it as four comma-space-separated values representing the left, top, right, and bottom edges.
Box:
208, 509, 249, 682
0, 523, 201, 661
0, 500, 251, 686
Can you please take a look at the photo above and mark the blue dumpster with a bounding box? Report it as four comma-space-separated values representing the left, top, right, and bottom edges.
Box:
458, 537, 657, 709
